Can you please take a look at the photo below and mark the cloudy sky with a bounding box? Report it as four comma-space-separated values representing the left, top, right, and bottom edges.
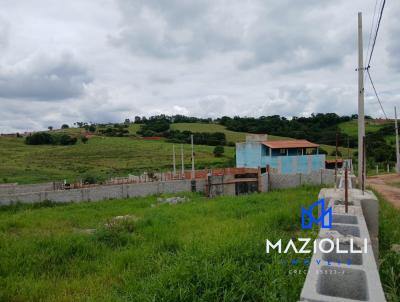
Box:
0, 0, 399, 132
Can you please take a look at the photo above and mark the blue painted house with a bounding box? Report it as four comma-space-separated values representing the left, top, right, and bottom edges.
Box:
236, 135, 325, 174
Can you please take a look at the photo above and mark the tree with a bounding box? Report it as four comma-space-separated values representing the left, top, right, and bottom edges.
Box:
318, 148, 328, 155
81, 136, 89, 144
124, 118, 131, 124
59, 134, 78, 145
48, 126, 53, 131
26, 132, 54, 145
88, 125, 96, 132
330, 150, 342, 157
213, 145, 224, 157
61, 124, 69, 129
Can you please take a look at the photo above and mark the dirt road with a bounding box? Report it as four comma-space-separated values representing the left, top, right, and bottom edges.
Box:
367, 174, 400, 208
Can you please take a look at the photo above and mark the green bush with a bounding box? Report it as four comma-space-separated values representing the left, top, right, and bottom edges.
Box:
25, 132, 54, 145
58, 134, 78, 145
330, 150, 342, 157
318, 148, 328, 155
25, 132, 77, 146
213, 145, 225, 157
83, 175, 97, 184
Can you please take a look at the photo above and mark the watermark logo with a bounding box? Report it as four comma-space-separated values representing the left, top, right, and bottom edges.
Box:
301, 198, 332, 229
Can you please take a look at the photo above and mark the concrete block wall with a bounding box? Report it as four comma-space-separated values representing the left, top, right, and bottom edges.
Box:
0, 179, 206, 205
0, 170, 335, 205
0, 182, 59, 195
300, 187, 386, 301
269, 169, 335, 190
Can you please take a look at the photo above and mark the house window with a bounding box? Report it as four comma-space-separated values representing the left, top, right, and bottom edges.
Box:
279, 148, 286, 155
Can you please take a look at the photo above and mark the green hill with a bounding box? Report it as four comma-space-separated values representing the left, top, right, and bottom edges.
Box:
170, 123, 290, 143
339, 120, 391, 137
0, 136, 234, 184
0, 121, 358, 184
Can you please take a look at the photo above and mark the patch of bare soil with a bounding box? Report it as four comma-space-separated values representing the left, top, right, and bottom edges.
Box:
367, 174, 400, 208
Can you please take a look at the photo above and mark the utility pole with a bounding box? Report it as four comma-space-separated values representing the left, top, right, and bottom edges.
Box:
191, 135, 195, 179
395, 106, 400, 174
357, 12, 366, 188
181, 144, 185, 177
172, 144, 176, 177
335, 132, 338, 189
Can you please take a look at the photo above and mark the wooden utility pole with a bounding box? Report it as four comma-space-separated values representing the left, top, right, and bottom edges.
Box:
395, 106, 400, 174
191, 135, 195, 179
358, 12, 366, 188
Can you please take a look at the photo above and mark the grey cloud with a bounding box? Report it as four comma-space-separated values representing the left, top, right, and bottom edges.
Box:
148, 74, 174, 84
386, 6, 400, 72
112, 0, 351, 73
0, 52, 92, 100
110, 1, 243, 60
0, 18, 9, 49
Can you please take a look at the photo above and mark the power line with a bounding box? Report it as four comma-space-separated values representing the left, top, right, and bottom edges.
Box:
366, 68, 388, 119
367, 0, 386, 68
364, 0, 379, 68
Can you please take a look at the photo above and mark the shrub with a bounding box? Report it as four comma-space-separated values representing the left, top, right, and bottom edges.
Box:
83, 175, 97, 184
213, 145, 225, 157
26, 132, 54, 145
330, 150, 342, 157
61, 124, 69, 129
26, 133, 77, 146
81, 136, 89, 144
59, 135, 78, 145
318, 148, 328, 155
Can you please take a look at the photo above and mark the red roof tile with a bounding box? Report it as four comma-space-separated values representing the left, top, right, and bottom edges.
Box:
262, 140, 319, 149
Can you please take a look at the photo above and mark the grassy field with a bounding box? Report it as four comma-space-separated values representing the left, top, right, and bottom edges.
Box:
170, 123, 291, 143
338, 120, 390, 137
0, 186, 398, 301
0, 187, 319, 302
0, 122, 355, 184
0, 136, 234, 184
376, 192, 400, 301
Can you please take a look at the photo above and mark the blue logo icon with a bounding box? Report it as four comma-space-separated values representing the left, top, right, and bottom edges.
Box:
301, 199, 332, 229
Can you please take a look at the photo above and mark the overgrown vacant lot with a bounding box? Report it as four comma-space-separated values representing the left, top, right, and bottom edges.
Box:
0, 187, 398, 301
0, 136, 234, 184
0, 187, 319, 302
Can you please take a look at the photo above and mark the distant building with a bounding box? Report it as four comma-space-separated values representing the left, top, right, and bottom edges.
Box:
236, 135, 326, 174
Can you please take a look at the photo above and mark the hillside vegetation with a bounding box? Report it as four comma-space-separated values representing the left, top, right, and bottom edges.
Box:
0, 136, 234, 184
170, 123, 290, 143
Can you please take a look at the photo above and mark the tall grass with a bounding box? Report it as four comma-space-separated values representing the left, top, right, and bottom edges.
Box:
377, 192, 400, 302
0, 187, 319, 302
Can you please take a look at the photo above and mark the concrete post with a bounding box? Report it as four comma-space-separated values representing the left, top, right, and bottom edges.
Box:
181, 144, 185, 178
172, 145, 176, 177
395, 106, 400, 173
191, 135, 195, 180
357, 12, 366, 188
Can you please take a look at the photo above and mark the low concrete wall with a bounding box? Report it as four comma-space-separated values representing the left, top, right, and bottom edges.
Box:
0, 182, 61, 195
269, 169, 335, 190
0, 179, 206, 205
0, 170, 334, 205
300, 187, 385, 301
